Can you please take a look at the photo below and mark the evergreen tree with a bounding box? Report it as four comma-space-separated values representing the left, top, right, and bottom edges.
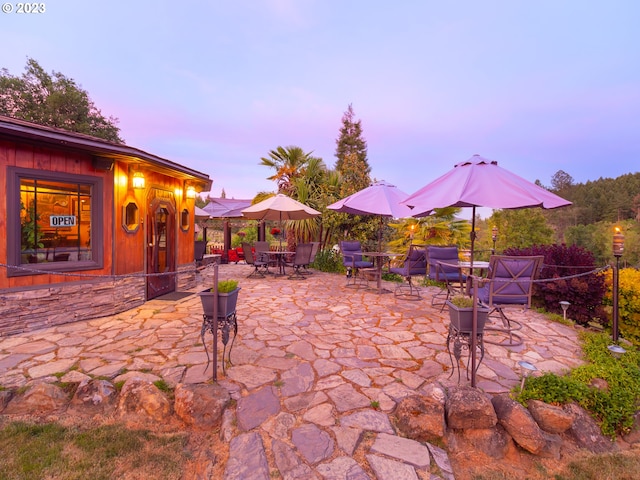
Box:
0, 58, 122, 143
334, 104, 371, 193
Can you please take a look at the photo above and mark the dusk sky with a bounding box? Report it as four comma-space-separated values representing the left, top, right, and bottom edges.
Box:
3, 1, 639, 210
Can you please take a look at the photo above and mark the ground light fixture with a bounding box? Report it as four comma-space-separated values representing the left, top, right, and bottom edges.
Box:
559, 301, 570, 322
518, 360, 537, 392
607, 344, 626, 359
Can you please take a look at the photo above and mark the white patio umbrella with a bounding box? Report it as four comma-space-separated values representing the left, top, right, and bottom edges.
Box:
241, 194, 321, 249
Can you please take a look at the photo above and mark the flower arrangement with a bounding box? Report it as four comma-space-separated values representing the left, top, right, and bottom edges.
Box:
270, 227, 281, 235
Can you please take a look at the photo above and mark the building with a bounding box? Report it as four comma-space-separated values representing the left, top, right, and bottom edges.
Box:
0, 115, 211, 335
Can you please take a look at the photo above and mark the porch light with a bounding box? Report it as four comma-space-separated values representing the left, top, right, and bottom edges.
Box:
132, 171, 145, 189
186, 185, 197, 199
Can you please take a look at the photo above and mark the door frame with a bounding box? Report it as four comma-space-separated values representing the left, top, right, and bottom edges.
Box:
146, 192, 177, 299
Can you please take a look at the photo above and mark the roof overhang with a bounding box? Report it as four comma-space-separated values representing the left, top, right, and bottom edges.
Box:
0, 115, 212, 192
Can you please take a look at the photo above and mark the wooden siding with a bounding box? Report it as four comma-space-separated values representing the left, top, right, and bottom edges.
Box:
0, 140, 114, 290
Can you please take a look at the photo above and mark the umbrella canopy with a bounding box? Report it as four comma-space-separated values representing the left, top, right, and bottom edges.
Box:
402, 154, 571, 264
327, 180, 414, 218
241, 194, 321, 249
327, 181, 414, 251
403, 154, 571, 216
241, 194, 321, 221
203, 197, 252, 218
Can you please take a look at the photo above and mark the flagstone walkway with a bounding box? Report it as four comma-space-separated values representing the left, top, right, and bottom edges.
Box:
0, 263, 585, 479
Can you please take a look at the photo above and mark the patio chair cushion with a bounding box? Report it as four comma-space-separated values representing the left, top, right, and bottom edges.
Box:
340, 241, 373, 269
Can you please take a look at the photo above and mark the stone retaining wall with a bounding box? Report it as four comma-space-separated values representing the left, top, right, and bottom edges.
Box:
0, 262, 197, 337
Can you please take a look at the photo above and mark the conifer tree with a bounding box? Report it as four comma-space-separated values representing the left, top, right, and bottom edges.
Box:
334, 104, 371, 195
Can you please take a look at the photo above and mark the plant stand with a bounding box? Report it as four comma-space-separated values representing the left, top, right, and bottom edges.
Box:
446, 301, 489, 382
200, 311, 238, 376
447, 325, 485, 383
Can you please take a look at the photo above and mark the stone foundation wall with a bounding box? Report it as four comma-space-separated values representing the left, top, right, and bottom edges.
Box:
0, 263, 197, 337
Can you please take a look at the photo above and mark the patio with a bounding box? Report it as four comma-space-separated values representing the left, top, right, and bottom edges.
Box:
0, 262, 584, 395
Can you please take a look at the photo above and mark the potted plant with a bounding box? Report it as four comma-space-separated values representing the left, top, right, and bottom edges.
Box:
446, 295, 489, 332
198, 280, 241, 318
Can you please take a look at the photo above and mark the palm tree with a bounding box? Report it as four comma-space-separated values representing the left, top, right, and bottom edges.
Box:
260, 146, 315, 195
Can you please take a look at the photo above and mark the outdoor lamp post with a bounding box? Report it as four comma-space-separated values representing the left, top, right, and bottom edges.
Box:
518, 360, 537, 392
491, 226, 498, 255
612, 227, 624, 342
559, 301, 570, 322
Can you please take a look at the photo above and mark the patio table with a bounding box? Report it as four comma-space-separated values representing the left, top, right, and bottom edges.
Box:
264, 251, 295, 276
362, 252, 402, 294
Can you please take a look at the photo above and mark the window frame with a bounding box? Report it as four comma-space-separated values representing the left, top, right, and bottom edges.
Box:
7, 166, 104, 276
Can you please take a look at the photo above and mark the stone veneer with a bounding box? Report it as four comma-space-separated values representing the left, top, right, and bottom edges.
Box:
0, 262, 196, 336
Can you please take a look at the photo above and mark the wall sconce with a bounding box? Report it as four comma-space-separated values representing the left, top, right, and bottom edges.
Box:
131, 170, 145, 189
185, 184, 197, 199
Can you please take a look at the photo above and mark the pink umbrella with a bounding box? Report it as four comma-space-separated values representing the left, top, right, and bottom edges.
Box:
402, 154, 571, 265
327, 181, 414, 250
327, 180, 414, 218
403, 154, 571, 388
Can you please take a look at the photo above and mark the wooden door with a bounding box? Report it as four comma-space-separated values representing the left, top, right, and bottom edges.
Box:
147, 198, 176, 299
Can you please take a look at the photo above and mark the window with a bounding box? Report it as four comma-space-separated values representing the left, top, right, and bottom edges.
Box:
180, 208, 190, 232
7, 167, 103, 275
123, 201, 140, 233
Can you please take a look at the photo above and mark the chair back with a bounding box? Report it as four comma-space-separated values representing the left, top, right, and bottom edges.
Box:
293, 243, 313, 266
401, 245, 427, 275
427, 246, 461, 280
480, 255, 544, 307
254, 241, 270, 253
340, 240, 364, 266
242, 242, 256, 265
309, 242, 321, 263
194, 240, 207, 261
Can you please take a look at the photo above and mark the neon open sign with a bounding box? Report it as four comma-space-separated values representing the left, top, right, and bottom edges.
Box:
50, 215, 77, 227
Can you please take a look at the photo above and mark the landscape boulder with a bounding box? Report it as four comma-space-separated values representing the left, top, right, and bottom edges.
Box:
446, 386, 496, 430
116, 378, 171, 423
174, 383, 230, 429
492, 394, 547, 454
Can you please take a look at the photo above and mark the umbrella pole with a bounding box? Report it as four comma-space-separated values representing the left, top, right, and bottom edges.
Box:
471, 275, 478, 388
469, 206, 476, 270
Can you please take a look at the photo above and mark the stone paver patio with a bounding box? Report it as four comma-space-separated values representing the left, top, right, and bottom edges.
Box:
0, 262, 585, 478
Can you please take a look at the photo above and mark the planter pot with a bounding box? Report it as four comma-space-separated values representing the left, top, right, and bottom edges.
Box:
199, 287, 241, 318
446, 300, 489, 332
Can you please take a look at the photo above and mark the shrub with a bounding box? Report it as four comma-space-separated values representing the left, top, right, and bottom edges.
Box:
602, 268, 640, 345
517, 331, 640, 438
213, 280, 239, 293
311, 248, 344, 273
504, 244, 607, 326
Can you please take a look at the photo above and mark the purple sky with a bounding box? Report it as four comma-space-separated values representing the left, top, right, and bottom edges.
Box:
2, 1, 639, 210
